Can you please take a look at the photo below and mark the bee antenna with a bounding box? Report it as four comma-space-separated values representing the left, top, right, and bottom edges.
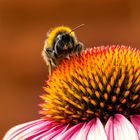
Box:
69, 24, 85, 34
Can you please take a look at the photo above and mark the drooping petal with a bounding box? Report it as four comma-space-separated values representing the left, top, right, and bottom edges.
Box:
105, 114, 139, 140
3, 119, 44, 140
71, 120, 92, 140
55, 118, 107, 140
51, 124, 69, 140
130, 115, 140, 138
3, 119, 54, 140
33, 124, 69, 140
56, 123, 84, 140
87, 118, 108, 140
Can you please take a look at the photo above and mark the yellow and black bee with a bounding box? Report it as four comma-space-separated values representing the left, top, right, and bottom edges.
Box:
42, 24, 84, 75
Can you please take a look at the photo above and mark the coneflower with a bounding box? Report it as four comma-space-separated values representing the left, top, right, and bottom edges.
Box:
4, 46, 140, 140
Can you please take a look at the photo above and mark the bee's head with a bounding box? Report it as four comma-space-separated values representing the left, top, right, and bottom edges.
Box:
53, 32, 75, 52
44, 25, 84, 56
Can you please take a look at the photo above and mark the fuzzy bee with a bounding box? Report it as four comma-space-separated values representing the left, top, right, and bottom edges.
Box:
42, 24, 84, 75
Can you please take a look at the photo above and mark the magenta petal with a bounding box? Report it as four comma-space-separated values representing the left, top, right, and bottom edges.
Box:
51, 124, 69, 140
130, 115, 140, 138
105, 114, 139, 140
32, 124, 68, 140
71, 120, 92, 140
56, 118, 107, 140
57, 123, 84, 140
70, 123, 86, 140
3, 119, 53, 140
3, 119, 44, 140
87, 118, 108, 140
105, 116, 114, 140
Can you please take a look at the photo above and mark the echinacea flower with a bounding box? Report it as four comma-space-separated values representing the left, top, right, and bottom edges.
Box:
3, 46, 140, 140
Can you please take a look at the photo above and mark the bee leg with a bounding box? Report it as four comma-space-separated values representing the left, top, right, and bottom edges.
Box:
44, 48, 56, 75
74, 42, 84, 55
47, 60, 52, 75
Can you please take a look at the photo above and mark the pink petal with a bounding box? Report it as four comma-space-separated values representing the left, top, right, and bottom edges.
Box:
3, 119, 53, 140
130, 115, 140, 138
87, 118, 108, 140
33, 124, 68, 140
51, 124, 69, 140
71, 122, 91, 140
105, 114, 139, 140
56, 123, 84, 140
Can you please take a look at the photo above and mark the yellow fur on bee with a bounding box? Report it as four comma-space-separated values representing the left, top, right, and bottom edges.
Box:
46, 26, 76, 48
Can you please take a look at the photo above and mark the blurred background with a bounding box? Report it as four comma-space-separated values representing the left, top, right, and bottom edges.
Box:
0, 0, 140, 138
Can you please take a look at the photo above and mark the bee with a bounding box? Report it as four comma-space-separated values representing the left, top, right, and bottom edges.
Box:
42, 24, 85, 75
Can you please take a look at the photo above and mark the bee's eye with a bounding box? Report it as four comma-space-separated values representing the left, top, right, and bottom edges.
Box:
62, 35, 67, 40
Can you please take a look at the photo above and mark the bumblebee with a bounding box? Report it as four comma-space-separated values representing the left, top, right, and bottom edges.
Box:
42, 24, 84, 75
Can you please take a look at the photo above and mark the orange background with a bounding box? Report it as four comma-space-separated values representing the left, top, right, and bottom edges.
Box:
0, 0, 140, 138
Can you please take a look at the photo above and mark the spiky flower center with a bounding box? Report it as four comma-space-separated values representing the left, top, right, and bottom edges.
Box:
40, 46, 140, 124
